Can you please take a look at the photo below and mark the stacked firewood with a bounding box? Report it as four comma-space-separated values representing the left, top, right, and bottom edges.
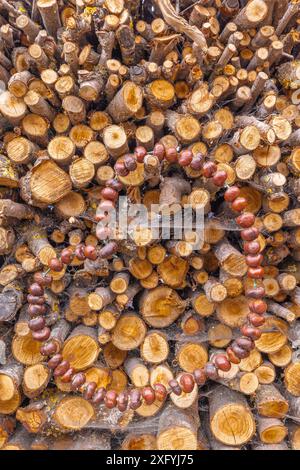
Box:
1, 0, 300, 451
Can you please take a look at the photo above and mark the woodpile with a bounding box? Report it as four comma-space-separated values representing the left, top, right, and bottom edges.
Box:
1, 0, 300, 452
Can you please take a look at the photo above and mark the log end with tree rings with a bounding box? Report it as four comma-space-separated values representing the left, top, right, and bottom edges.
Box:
140, 287, 186, 328
53, 396, 95, 431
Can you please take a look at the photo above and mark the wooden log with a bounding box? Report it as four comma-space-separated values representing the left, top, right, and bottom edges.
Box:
0, 283, 23, 322
21, 159, 72, 207
0, 416, 15, 449
62, 326, 100, 371
31, 430, 111, 450
111, 313, 147, 351
255, 361, 276, 385
107, 81, 143, 123
22, 363, 51, 399
284, 361, 300, 397
0, 363, 23, 403
2, 428, 33, 450
140, 330, 169, 364
209, 386, 256, 446
256, 385, 289, 418
214, 239, 247, 277
140, 286, 186, 328
257, 417, 288, 444
124, 356, 149, 387
37, 0, 61, 39
88, 287, 116, 311
176, 340, 208, 373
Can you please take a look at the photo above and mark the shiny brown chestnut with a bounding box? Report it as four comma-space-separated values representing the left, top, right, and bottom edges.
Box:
61, 248, 73, 265
49, 258, 64, 272
60, 368, 75, 383
103, 393, 116, 409
129, 389, 142, 410
249, 300, 267, 315
53, 360, 70, 378
98, 241, 118, 259
190, 154, 203, 171
84, 382, 97, 400
40, 341, 58, 356
101, 187, 118, 202
117, 391, 129, 412
226, 347, 241, 364
240, 325, 262, 340
28, 304, 46, 317
204, 362, 219, 380
92, 387, 106, 405
134, 146, 147, 162
247, 267, 264, 279
232, 343, 250, 359
27, 295, 45, 305
124, 155, 137, 171
142, 386, 156, 405
74, 245, 86, 261
153, 143, 165, 161
71, 373, 86, 391
154, 383, 167, 402
28, 316, 46, 332
245, 287, 265, 299
178, 150, 193, 167
212, 170, 227, 187
241, 227, 259, 241
236, 212, 255, 228
106, 179, 123, 192
224, 186, 240, 202
29, 283, 44, 296
84, 245, 98, 261
179, 374, 195, 393
48, 354, 63, 369
202, 161, 217, 178
114, 161, 129, 176
231, 197, 247, 212
214, 354, 231, 372
244, 241, 260, 254
248, 313, 266, 327
33, 272, 52, 286
169, 379, 182, 396
193, 368, 207, 386
246, 254, 263, 267
165, 147, 178, 163
236, 337, 255, 352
